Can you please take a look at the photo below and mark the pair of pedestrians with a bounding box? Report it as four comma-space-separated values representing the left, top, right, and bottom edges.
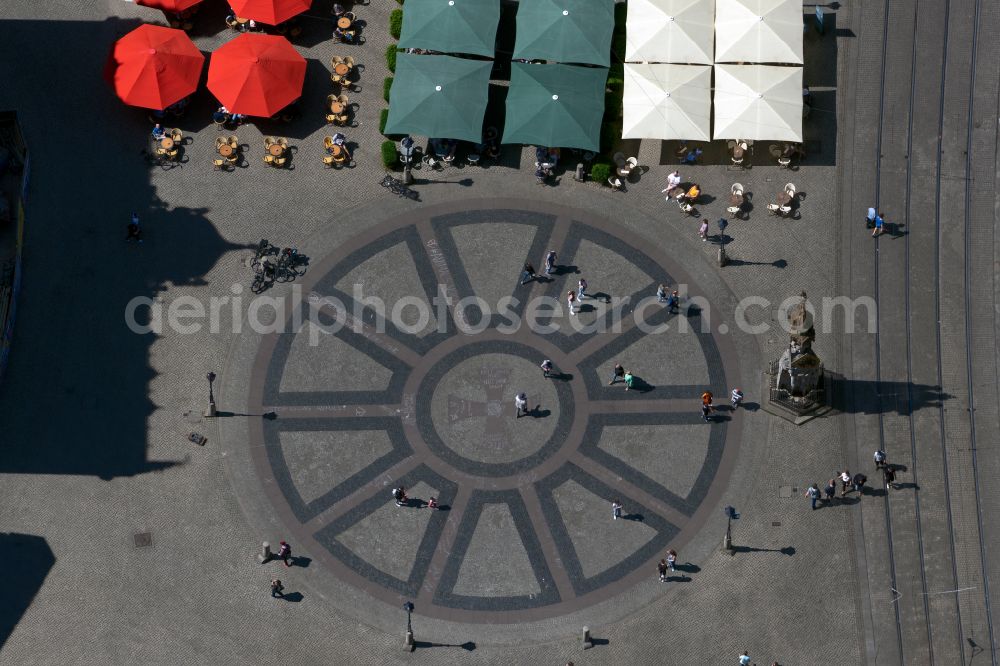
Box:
866, 207, 886, 237
608, 363, 637, 390
656, 549, 678, 582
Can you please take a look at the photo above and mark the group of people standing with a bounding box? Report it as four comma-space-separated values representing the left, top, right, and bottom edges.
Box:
804, 449, 895, 510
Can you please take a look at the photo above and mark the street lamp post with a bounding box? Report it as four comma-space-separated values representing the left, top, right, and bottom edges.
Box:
403, 601, 415, 652
724, 506, 737, 553
204, 372, 217, 418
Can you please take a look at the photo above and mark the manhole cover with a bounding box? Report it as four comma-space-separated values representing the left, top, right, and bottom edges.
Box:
133, 532, 153, 548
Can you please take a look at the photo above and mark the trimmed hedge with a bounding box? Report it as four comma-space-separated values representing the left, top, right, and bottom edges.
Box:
612, 35, 626, 63
380, 108, 389, 134
390, 9, 403, 39
381, 140, 398, 169
600, 121, 621, 153
383, 77, 394, 103
590, 160, 613, 185
614, 2, 627, 29
385, 44, 397, 72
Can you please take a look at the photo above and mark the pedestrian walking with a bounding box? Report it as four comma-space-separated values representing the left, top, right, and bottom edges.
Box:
544, 250, 557, 275
126, 212, 143, 243
840, 469, 851, 496
426, 496, 439, 509
270, 579, 285, 598
566, 290, 577, 316
699, 219, 709, 242
612, 499, 623, 520
392, 486, 408, 506
701, 403, 713, 422
852, 472, 867, 494
824, 478, 837, 503
739, 651, 751, 665
731, 387, 744, 409
883, 466, 896, 490
540, 359, 554, 378
871, 211, 884, 237
657, 283, 669, 303
515, 392, 528, 418
874, 448, 887, 470
702, 390, 714, 406
805, 483, 820, 510
717, 217, 728, 242
609, 363, 625, 385
666, 549, 677, 571
624, 370, 636, 391
658, 559, 668, 582
666, 290, 679, 314
277, 540, 292, 567
866, 206, 877, 229
577, 278, 588, 300
520, 262, 537, 285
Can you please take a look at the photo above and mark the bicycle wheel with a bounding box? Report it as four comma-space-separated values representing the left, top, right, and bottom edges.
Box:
251, 274, 267, 294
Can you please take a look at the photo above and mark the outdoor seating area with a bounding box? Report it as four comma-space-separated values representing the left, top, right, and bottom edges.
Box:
622, 0, 804, 149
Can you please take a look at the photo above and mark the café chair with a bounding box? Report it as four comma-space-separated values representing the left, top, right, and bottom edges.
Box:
323, 136, 335, 150
263, 154, 275, 165
213, 157, 227, 171
784, 182, 796, 197
343, 56, 356, 69
170, 128, 183, 142
323, 155, 335, 167
766, 203, 782, 215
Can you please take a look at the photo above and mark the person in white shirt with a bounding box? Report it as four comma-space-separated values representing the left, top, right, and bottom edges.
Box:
515, 393, 528, 418
662, 171, 682, 198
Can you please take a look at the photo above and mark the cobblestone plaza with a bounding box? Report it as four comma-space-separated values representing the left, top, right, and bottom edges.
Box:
1, 0, 999, 665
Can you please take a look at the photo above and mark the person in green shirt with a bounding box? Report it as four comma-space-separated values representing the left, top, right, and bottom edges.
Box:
624, 371, 635, 391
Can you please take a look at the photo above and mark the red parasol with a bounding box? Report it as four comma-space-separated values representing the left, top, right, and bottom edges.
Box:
106, 24, 204, 110
207, 34, 306, 116
227, 0, 312, 26
135, 0, 204, 12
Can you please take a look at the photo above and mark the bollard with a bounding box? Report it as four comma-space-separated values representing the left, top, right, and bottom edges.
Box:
258, 541, 273, 563
404, 630, 415, 652
717, 246, 728, 267
582, 626, 593, 650
574, 163, 585, 182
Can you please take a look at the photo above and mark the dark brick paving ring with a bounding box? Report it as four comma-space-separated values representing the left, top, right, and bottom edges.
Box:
246, 199, 743, 624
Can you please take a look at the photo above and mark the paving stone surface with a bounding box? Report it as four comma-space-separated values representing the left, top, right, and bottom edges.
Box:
5, 0, 996, 663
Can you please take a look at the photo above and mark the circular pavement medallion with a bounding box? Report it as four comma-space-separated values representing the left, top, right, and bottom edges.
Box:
242, 200, 741, 625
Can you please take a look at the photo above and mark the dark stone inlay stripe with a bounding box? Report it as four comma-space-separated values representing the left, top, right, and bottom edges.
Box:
429, 210, 557, 328
313, 465, 457, 598
535, 463, 679, 597
264, 417, 413, 523
264, 303, 411, 407
534, 221, 676, 354
579, 413, 726, 517
433, 490, 561, 611
310, 225, 455, 354
416, 339, 574, 477
576, 305, 727, 400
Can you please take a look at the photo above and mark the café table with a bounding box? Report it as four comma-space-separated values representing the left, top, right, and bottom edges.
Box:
337, 17, 352, 29
219, 144, 234, 158
665, 186, 683, 199
268, 143, 285, 157
334, 63, 349, 76
776, 191, 792, 206
730, 193, 744, 207
331, 102, 345, 115
160, 137, 175, 150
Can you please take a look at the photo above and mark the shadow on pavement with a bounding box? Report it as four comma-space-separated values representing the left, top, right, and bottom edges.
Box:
0, 533, 55, 651
0, 17, 244, 479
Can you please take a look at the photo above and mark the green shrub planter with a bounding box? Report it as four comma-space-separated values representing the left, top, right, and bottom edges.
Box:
612, 35, 626, 63
381, 140, 399, 170
383, 77, 394, 103
390, 9, 403, 39
600, 122, 621, 153
590, 161, 613, 185
380, 108, 389, 134
614, 2, 627, 30
385, 44, 397, 72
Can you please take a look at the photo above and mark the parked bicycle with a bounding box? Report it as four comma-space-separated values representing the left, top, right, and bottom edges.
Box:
381, 174, 419, 200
